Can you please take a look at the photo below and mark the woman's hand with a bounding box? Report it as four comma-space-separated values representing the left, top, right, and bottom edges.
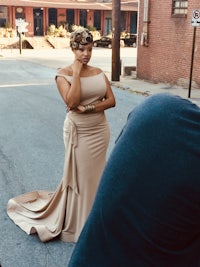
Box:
76, 105, 86, 113
67, 105, 86, 113
72, 59, 83, 75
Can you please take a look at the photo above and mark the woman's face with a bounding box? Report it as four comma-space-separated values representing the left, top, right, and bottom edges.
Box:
73, 43, 93, 65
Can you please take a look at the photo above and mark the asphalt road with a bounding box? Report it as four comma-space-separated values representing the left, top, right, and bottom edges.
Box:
0, 48, 145, 267
0, 46, 137, 73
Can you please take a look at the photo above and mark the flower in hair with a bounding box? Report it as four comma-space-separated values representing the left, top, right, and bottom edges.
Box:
70, 28, 93, 49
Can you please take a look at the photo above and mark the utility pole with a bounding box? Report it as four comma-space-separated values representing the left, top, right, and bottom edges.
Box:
112, 0, 121, 81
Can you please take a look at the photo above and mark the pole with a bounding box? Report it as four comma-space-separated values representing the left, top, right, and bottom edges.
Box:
112, 0, 121, 81
188, 27, 196, 98
19, 32, 22, 55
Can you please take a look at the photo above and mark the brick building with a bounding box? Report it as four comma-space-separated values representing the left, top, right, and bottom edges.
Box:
0, 0, 138, 37
137, 0, 200, 88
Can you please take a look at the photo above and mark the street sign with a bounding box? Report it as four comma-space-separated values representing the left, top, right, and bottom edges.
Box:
15, 19, 28, 33
15, 18, 25, 27
18, 22, 29, 33
15, 18, 29, 55
191, 9, 200, 27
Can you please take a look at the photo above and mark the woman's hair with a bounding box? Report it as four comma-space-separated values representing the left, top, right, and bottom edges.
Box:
70, 28, 93, 49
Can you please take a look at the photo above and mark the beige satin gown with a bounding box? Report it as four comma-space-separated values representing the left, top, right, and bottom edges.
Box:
7, 72, 110, 243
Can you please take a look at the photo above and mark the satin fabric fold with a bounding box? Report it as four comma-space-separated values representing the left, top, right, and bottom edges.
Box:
7, 72, 110, 242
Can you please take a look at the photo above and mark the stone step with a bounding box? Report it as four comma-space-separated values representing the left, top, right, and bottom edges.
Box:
25, 37, 54, 49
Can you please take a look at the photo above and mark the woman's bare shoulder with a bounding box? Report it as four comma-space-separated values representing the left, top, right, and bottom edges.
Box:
88, 66, 103, 75
57, 66, 73, 76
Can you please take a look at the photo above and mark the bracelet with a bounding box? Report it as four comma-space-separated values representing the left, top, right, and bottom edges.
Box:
85, 104, 95, 112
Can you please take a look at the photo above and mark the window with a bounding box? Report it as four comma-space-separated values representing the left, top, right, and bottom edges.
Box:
49, 8, 57, 26
80, 10, 87, 27
94, 10, 101, 30
172, 0, 188, 16
121, 11, 126, 32
130, 11, 137, 34
66, 9, 74, 26
0, 6, 8, 27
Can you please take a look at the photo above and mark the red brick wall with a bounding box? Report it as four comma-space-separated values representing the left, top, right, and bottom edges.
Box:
137, 0, 200, 88
25, 7, 34, 37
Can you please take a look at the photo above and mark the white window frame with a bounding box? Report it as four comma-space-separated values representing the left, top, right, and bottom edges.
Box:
172, 0, 188, 16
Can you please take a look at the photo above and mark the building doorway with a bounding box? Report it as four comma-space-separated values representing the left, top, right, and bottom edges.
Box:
34, 8, 43, 36
105, 18, 111, 35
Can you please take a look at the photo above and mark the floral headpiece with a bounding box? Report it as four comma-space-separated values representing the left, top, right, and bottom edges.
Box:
70, 28, 93, 49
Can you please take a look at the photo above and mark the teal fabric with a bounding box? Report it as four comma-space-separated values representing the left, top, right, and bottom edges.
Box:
69, 94, 200, 267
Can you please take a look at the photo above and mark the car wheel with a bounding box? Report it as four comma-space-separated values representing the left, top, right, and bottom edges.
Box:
133, 42, 137, 48
93, 42, 98, 47
108, 44, 112, 49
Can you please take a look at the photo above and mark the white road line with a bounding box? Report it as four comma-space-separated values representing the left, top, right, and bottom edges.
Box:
0, 82, 52, 88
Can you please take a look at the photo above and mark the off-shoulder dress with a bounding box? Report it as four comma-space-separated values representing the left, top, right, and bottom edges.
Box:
7, 72, 110, 243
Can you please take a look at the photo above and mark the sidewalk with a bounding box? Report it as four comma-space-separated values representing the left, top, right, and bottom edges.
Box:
111, 75, 200, 106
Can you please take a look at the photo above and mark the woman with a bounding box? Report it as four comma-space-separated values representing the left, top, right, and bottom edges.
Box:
7, 28, 115, 243
69, 93, 200, 266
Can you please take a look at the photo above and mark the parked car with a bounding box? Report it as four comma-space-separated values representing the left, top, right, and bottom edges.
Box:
93, 36, 112, 48
93, 36, 126, 49
121, 34, 137, 47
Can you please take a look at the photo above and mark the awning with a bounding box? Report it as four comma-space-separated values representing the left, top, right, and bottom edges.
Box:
0, 0, 138, 11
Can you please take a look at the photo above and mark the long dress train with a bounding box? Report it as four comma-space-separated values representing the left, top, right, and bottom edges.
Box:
7, 72, 110, 242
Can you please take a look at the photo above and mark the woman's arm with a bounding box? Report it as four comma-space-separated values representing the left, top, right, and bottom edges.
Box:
77, 75, 116, 113
56, 60, 83, 109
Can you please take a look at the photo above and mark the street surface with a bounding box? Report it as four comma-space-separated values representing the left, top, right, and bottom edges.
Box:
0, 46, 137, 73
0, 47, 145, 267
